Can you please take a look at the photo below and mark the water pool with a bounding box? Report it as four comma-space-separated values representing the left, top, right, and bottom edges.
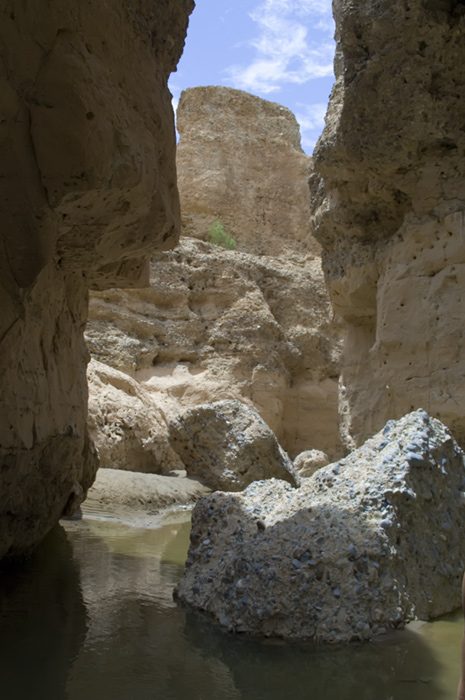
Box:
0, 510, 461, 700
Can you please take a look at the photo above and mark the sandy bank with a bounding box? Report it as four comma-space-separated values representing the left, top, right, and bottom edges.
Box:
78, 468, 210, 528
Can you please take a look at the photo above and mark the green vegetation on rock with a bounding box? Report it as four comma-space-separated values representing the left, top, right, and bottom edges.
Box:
207, 221, 237, 250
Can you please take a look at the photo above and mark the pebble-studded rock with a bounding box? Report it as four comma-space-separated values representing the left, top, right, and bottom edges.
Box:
168, 399, 300, 491
174, 410, 465, 643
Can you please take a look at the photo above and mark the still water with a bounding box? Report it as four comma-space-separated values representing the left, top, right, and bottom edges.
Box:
0, 508, 462, 700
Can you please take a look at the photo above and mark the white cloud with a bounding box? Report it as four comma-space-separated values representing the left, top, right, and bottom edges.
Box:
295, 101, 328, 152
225, 0, 334, 94
168, 81, 182, 119
295, 101, 327, 131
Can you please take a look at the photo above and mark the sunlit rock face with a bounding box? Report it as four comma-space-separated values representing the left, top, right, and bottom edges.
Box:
311, 0, 465, 450
175, 410, 465, 643
87, 359, 184, 475
86, 238, 343, 461
0, 0, 193, 557
176, 86, 321, 258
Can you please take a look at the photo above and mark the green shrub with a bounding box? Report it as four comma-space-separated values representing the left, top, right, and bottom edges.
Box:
207, 221, 237, 250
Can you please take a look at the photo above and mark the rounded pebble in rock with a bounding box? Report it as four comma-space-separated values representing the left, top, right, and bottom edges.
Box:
348, 544, 357, 558
405, 451, 424, 466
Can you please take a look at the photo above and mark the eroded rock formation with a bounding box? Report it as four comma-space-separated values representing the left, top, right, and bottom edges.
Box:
86, 238, 342, 460
176, 86, 320, 258
311, 0, 465, 450
175, 410, 465, 643
0, 0, 193, 556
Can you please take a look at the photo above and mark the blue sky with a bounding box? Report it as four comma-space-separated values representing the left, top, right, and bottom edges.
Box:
169, 0, 336, 154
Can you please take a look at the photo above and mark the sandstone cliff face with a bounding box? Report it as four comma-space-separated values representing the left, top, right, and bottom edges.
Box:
311, 0, 465, 450
0, 0, 193, 557
87, 88, 341, 464
86, 238, 342, 460
176, 86, 320, 258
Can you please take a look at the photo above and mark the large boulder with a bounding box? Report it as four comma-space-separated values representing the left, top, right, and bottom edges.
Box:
168, 399, 300, 491
87, 359, 183, 474
311, 0, 465, 450
0, 0, 193, 557
175, 410, 465, 643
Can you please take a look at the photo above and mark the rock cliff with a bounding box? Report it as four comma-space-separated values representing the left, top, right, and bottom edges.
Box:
176, 86, 321, 258
86, 238, 342, 461
0, 0, 193, 557
86, 88, 342, 465
311, 0, 465, 450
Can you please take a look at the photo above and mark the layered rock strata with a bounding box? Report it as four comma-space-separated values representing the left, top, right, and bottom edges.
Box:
0, 0, 193, 556
168, 400, 299, 491
86, 238, 342, 460
176, 86, 320, 258
311, 0, 465, 450
175, 410, 465, 643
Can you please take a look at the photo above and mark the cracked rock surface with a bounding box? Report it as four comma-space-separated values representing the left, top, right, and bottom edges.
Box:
175, 410, 465, 644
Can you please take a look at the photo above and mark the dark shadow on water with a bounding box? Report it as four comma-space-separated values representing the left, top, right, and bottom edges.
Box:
0, 525, 87, 700
182, 606, 444, 700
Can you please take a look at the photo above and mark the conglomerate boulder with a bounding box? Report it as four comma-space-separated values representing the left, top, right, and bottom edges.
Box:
311, 0, 465, 450
0, 0, 193, 557
175, 410, 465, 644
168, 399, 299, 491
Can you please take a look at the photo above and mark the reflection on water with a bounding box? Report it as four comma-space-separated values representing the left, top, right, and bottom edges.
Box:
0, 509, 462, 700
0, 526, 87, 700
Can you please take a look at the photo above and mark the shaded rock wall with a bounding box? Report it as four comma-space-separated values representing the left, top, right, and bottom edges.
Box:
0, 0, 193, 556
311, 0, 465, 450
176, 86, 320, 258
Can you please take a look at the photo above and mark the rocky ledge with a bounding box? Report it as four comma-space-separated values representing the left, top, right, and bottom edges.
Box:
175, 410, 465, 644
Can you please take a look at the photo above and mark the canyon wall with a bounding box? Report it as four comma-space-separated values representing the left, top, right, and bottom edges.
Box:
86, 88, 342, 465
312, 0, 465, 450
176, 86, 321, 258
0, 0, 193, 557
